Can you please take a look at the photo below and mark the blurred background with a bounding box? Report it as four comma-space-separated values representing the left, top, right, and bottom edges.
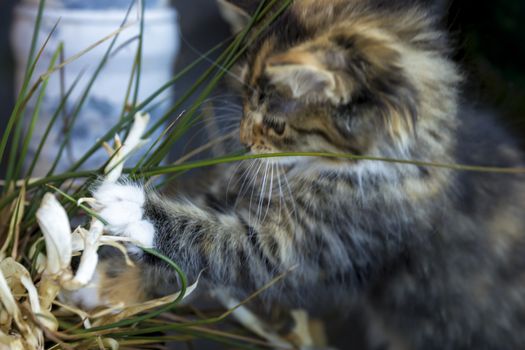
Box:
448, 0, 525, 136
0, 0, 235, 177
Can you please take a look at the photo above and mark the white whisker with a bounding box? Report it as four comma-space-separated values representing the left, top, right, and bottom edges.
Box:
235, 160, 259, 207
256, 160, 270, 225
262, 162, 274, 223
275, 164, 285, 222
247, 160, 265, 225
225, 160, 247, 202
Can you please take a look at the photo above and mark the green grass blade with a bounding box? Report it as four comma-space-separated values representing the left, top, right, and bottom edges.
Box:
142, 152, 525, 177
0, 0, 51, 188
11, 44, 63, 183
25, 66, 83, 179
67, 40, 228, 174
4, 17, 60, 184
46, 1, 137, 177
141, 0, 289, 169
131, 0, 145, 109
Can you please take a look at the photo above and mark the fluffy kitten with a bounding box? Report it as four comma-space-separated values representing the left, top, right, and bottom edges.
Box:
79, 0, 525, 349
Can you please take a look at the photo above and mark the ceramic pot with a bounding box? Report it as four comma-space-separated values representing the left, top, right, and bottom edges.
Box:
11, 1, 179, 175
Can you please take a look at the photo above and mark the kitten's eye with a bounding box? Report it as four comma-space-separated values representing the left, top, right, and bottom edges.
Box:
264, 119, 286, 135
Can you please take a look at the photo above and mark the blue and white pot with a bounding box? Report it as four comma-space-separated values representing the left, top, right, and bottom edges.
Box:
11, 0, 179, 175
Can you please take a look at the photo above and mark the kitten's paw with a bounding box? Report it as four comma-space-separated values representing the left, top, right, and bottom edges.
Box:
92, 181, 155, 250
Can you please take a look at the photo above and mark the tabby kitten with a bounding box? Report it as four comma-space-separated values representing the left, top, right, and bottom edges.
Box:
78, 0, 525, 349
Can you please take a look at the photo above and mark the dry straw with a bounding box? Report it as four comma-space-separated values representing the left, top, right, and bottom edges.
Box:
0, 113, 199, 349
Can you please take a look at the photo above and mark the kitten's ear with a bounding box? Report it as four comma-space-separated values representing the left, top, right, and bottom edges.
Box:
266, 52, 348, 103
217, 0, 256, 33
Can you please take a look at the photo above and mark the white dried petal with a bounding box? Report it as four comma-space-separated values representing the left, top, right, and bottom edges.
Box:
37, 310, 58, 332
71, 228, 87, 253
0, 309, 11, 326
66, 244, 98, 290
105, 112, 150, 182
36, 193, 72, 275
67, 220, 103, 289
0, 268, 41, 350
0, 258, 27, 297
126, 112, 150, 147
0, 269, 17, 317
19, 276, 40, 316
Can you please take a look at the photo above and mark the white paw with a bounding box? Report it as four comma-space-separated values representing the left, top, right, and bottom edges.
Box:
93, 181, 155, 250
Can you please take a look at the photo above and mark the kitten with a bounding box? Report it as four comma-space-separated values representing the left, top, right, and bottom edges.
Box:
78, 0, 525, 349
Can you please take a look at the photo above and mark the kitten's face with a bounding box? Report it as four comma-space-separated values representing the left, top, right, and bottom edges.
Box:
240, 78, 365, 156
231, 0, 455, 166
238, 45, 384, 158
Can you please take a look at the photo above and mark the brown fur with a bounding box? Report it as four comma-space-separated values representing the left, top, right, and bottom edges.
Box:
97, 261, 146, 306
89, 2, 525, 349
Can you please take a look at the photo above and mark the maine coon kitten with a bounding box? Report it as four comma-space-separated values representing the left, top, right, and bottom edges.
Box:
75, 0, 525, 348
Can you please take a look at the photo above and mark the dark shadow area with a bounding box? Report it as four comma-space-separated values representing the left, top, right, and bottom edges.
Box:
448, 0, 525, 137
0, 0, 15, 178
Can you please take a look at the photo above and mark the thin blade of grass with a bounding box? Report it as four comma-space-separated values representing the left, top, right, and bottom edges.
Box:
143, 152, 525, 177
131, 0, 145, 109
3, 150, 525, 213
11, 44, 63, 185
101, 267, 293, 340
68, 40, 229, 174
4, 18, 60, 176
39, 22, 137, 81
46, 184, 108, 225
142, 0, 289, 169
0, 0, 46, 165
0, 186, 26, 258
25, 67, 83, 180
46, 1, 137, 177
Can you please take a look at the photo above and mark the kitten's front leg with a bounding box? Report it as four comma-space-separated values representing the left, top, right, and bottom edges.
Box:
141, 188, 288, 296
76, 180, 291, 309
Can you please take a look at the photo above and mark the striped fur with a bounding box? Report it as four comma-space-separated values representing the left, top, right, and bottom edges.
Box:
95, 1, 525, 349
